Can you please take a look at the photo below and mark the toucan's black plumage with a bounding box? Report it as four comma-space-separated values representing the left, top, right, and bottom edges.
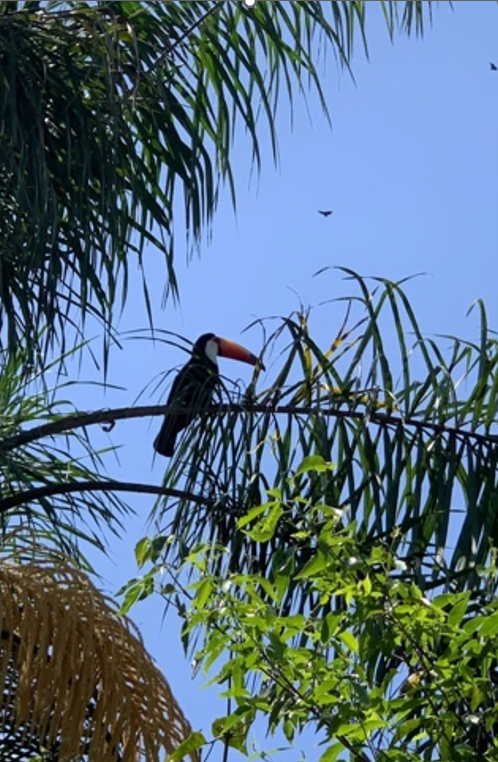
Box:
153, 333, 262, 458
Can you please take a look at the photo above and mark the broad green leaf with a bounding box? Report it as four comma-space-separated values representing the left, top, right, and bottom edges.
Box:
318, 742, 344, 762
294, 454, 335, 477
166, 732, 207, 762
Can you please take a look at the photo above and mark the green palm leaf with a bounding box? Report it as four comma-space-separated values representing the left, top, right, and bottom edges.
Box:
0, 0, 437, 366
0, 341, 130, 565
153, 271, 498, 610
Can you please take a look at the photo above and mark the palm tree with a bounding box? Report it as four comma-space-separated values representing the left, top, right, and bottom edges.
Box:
0, 343, 202, 761
157, 269, 498, 602
0, 0, 436, 367
0, 550, 198, 762
0, 3, 443, 760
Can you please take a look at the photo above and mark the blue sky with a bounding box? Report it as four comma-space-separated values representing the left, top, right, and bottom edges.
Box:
65, 2, 498, 758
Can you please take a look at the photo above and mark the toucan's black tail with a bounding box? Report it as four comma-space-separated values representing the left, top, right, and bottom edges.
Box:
153, 421, 176, 457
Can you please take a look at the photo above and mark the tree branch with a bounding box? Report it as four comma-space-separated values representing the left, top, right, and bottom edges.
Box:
0, 479, 207, 514
1, 402, 496, 455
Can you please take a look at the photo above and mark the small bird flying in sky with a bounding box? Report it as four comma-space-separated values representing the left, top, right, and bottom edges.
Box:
318, 210, 333, 217
153, 333, 263, 457
490, 62, 497, 71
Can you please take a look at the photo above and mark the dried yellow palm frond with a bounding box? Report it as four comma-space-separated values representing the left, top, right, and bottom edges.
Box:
0, 558, 198, 762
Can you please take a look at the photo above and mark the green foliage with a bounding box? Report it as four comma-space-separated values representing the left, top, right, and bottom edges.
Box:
154, 271, 498, 606
136, 462, 498, 760
0, 341, 129, 564
128, 270, 498, 758
0, 0, 437, 366
0, 3, 464, 760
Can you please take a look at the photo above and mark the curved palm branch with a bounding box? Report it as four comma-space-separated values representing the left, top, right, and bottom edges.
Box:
153, 270, 498, 608
0, 0, 438, 364
0, 342, 130, 564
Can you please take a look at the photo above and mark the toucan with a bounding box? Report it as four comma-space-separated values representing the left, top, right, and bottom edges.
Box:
153, 333, 263, 457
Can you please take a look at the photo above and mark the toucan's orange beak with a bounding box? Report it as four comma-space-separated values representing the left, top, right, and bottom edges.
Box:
218, 337, 265, 370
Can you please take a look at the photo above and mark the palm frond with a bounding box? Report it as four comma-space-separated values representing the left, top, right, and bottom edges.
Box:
0, 0, 439, 366
0, 552, 198, 762
0, 342, 130, 564
152, 271, 498, 610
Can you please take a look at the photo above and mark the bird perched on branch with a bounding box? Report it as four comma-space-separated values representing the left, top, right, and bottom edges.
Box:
153, 333, 263, 457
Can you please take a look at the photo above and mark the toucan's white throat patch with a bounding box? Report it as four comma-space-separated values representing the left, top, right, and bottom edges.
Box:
205, 339, 219, 366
